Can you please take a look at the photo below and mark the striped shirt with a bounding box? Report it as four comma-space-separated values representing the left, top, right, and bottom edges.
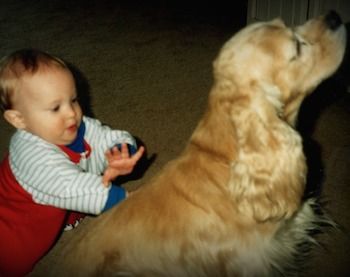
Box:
8, 116, 136, 215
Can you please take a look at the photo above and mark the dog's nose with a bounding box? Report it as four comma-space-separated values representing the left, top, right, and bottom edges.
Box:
325, 10, 342, 30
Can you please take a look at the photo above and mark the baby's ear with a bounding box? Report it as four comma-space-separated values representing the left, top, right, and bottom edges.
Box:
3, 109, 26, 129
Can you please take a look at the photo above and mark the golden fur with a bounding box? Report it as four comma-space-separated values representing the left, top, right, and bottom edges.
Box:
51, 13, 346, 276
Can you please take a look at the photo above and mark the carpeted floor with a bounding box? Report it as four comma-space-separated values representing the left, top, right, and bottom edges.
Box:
0, 1, 349, 276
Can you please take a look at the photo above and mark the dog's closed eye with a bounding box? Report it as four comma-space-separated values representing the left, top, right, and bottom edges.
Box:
291, 34, 308, 60
295, 39, 302, 56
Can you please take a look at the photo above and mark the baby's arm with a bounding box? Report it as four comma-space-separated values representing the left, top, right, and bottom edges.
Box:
10, 118, 142, 215
10, 149, 110, 214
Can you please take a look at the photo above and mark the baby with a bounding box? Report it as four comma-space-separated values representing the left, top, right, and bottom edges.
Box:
0, 49, 144, 276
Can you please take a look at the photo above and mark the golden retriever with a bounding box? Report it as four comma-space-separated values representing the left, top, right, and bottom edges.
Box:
50, 11, 346, 276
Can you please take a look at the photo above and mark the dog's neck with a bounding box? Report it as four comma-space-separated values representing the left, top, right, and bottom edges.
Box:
261, 83, 284, 118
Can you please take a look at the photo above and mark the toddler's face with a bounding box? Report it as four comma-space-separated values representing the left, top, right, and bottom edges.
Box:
13, 67, 83, 145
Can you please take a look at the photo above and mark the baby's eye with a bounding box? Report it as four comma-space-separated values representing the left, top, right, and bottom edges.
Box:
51, 105, 60, 112
71, 97, 78, 103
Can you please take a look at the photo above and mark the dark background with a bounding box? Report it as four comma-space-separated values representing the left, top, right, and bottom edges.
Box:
0, 1, 349, 275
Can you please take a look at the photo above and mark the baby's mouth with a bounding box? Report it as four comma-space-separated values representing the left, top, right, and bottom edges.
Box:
67, 124, 77, 132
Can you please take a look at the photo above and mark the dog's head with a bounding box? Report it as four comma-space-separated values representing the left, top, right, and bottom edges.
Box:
193, 12, 347, 222
213, 11, 347, 125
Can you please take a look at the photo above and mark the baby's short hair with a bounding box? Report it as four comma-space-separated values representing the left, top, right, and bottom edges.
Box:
0, 49, 68, 112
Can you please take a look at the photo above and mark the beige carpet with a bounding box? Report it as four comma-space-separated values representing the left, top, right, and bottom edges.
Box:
0, 1, 349, 276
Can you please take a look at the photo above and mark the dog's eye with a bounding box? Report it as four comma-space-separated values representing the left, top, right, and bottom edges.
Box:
290, 35, 307, 61
295, 39, 307, 55
295, 39, 302, 56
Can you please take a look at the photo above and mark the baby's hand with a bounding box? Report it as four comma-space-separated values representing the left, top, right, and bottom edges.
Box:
102, 144, 144, 187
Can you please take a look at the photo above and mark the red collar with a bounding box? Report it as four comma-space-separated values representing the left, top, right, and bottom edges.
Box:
57, 140, 92, 164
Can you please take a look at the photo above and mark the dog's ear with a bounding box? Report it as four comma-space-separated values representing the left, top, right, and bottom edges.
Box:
232, 161, 306, 222
190, 91, 237, 163
228, 95, 306, 222
269, 18, 286, 28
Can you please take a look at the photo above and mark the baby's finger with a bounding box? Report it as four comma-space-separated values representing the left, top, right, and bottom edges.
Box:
105, 150, 112, 160
113, 146, 121, 153
107, 147, 122, 161
131, 146, 145, 162
120, 143, 129, 159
